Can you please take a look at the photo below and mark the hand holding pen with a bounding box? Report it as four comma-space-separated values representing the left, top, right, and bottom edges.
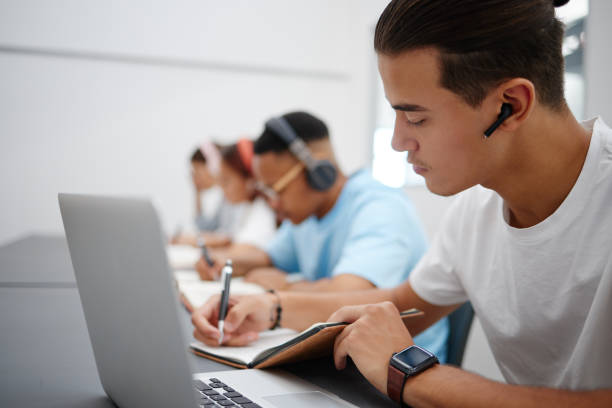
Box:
217, 259, 233, 345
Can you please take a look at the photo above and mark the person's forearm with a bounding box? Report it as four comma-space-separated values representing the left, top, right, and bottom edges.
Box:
389, 282, 459, 336
286, 279, 339, 291
286, 276, 375, 292
403, 364, 612, 408
277, 289, 395, 331
214, 244, 271, 276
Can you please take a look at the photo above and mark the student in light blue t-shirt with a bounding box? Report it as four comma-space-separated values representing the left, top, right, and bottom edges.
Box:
194, 111, 448, 361
267, 168, 426, 289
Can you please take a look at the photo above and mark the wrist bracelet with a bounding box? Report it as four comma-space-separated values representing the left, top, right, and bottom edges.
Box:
267, 289, 282, 330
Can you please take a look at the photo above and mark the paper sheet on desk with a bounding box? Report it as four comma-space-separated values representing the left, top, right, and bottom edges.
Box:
175, 270, 265, 309
167, 245, 201, 270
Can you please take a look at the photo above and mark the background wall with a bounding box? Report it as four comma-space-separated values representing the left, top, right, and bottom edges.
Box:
0, 0, 388, 243
1, 0, 610, 386
585, 0, 612, 120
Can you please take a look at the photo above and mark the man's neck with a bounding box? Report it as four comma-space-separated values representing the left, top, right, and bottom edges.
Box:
484, 109, 592, 228
314, 172, 348, 219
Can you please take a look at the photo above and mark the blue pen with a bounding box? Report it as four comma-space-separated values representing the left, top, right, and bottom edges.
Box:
197, 236, 215, 267
217, 260, 233, 345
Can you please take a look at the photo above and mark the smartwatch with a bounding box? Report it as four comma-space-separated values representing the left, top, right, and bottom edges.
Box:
387, 345, 438, 405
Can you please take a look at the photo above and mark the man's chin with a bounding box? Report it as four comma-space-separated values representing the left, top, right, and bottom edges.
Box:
424, 178, 470, 197
276, 211, 307, 225
287, 214, 307, 225
275, 212, 295, 224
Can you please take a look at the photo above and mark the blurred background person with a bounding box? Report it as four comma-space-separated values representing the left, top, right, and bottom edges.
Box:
172, 141, 237, 247
199, 138, 277, 273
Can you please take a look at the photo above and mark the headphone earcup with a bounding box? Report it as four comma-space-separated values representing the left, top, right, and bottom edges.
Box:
306, 160, 337, 191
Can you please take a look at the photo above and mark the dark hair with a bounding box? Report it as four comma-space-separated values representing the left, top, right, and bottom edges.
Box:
254, 111, 329, 154
219, 143, 251, 178
190, 148, 206, 163
374, 0, 570, 110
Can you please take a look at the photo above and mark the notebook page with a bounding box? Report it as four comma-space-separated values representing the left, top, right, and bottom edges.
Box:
190, 328, 299, 365
176, 273, 266, 309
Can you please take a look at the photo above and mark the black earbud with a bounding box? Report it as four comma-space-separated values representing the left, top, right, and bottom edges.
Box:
483, 103, 513, 138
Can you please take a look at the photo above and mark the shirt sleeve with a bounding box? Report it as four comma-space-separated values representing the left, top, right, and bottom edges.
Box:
409, 195, 468, 306
265, 221, 299, 273
232, 198, 277, 249
331, 196, 428, 288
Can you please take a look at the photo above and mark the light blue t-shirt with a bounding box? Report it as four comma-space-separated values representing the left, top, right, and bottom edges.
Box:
266, 169, 449, 362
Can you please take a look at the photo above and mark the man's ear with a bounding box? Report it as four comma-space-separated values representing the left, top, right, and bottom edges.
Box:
492, 78, 536, 133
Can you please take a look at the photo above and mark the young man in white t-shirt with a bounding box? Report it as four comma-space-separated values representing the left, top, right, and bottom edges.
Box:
192, 0, 612, 405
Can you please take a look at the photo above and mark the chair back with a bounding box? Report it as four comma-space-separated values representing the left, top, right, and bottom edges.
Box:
446, 302, 475, 366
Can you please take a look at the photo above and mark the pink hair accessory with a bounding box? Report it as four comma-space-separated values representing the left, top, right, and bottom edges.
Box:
200, 140, 221, 176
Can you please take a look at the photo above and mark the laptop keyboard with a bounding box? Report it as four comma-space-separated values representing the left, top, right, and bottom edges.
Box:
194, 378, 262, 408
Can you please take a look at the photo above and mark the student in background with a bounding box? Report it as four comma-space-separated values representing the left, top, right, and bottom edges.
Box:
193, 1, 612, 406
216, 139, 278, 248
172, 142, 236, 247
196, 111, 449, 362
205, 139, 277, 261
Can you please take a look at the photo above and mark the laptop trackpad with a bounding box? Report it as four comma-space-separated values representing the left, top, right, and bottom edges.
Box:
263, 391, 350, 407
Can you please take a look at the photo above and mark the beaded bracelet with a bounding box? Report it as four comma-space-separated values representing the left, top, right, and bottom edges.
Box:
267, 289, 282, 330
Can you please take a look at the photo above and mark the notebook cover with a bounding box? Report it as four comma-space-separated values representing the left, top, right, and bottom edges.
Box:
253, 308, 424, 368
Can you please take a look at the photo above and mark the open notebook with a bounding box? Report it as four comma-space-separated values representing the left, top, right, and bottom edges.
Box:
190, 309, 423, 369
174, 270, 266, 310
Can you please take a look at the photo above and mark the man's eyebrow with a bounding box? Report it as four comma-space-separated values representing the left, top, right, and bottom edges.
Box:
391, 104, 428, 112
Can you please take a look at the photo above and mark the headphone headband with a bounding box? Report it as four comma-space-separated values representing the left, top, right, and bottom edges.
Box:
264, 116, 337, 191
200, 140, 221, 176
265, 118, 317, 168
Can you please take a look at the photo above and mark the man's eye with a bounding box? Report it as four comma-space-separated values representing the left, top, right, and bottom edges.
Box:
403, 113, 425, 126
407, 118, 425, 126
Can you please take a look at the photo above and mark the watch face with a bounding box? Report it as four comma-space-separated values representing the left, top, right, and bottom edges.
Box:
392, 345, 435, 371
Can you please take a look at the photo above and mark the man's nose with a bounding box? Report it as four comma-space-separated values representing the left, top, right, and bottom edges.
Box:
391, 120, 419, 153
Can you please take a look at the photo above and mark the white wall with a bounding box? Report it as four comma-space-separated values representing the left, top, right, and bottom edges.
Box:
585, 0, 612, 120
0, 0, 389, 244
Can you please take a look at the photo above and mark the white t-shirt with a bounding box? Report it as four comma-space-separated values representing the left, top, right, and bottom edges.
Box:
229, 197, 276, 249
410, 117, 612, 390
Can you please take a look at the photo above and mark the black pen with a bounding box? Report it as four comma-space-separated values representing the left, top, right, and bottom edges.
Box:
196, 236, 215, 267
217, 260, 233, 345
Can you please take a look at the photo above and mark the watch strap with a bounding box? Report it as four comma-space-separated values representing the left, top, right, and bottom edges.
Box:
387, 363, 407, 405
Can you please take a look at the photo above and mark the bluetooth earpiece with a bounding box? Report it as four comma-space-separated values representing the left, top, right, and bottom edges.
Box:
483, 103, 513, 138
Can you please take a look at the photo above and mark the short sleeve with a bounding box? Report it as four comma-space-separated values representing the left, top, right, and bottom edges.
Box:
265, 221, 299, 273
232, 198, 277, 249
409, 197, 468, 306
332, 197, 427, 288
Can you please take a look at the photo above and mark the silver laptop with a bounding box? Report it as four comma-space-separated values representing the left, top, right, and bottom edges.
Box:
58, 194, 356, 408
